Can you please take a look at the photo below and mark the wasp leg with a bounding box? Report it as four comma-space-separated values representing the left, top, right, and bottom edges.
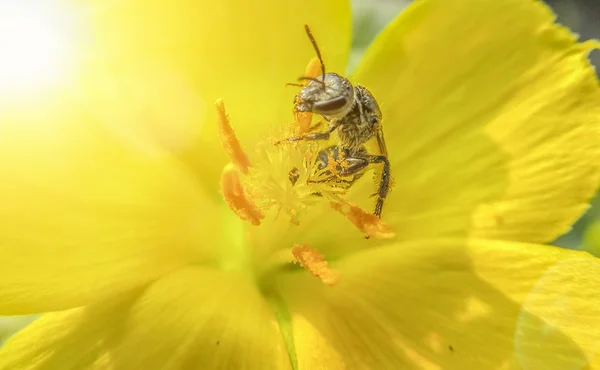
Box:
275, 123, 339, 144
306, 121, 326, 133
308, 157, 369, 184
339, 154, 390, 218
336, 158, 370, 176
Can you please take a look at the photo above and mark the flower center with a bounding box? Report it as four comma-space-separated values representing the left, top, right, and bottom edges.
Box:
216, 98, 395, 285
215, 59, 394, 285
216, 99, 332, 224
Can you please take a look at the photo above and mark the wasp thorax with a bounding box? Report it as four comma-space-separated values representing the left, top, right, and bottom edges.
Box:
295, 72, 354, 118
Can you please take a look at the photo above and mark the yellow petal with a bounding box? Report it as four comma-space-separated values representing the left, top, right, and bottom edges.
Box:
0, 86, 221, 314
515, 256, 600, 370
276, 239, 600, 369
351, 0, 600, 243
0, 267, 292, 370
81, 0, 351, 190
0, 305, 125, 370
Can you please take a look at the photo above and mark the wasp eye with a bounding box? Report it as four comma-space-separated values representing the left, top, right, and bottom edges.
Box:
313, 96, 348, 113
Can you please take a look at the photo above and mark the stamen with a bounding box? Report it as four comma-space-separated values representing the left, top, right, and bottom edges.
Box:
295, 57, 322, 135
221, 164, 264, 226
331, 199, 395, 239
326, 150, 341, 174
216, 99, 251, 174
295, 103, 312, 135
291, 243, 339, 286
242, 125, 329, 226
305, 56, 323, 80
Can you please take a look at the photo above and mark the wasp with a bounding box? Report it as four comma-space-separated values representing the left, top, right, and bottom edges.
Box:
280, 25, 391, 218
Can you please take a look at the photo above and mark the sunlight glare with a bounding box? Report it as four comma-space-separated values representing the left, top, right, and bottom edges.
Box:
0, 2, 77, 95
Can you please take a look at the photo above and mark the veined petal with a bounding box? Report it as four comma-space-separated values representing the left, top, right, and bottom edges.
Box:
276, 239, 600, 369
351, 0, 600, 243
0, 302, 132, 370
0, 85, 220, 314
0, 268, 291, 370
77, 0, 351, 190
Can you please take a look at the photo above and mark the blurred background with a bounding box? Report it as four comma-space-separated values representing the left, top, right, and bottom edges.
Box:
350, 0, 600, 71
1, 0, 600, 346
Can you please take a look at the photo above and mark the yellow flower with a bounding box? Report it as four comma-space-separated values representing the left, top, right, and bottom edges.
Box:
1, 0, 600, 369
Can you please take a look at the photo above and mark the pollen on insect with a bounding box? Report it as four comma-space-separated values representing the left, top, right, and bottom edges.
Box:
294, 57, 323, 135
326, 151, 340, 173
216, 99, 251, 174
291, 243, 339, 286
215, 98, 347, 227
308, 150, 340, 183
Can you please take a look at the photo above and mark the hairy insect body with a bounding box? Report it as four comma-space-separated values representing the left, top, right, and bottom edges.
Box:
310, 146, 368, 190
279, 25, 391, 218
335, 85, 382, 153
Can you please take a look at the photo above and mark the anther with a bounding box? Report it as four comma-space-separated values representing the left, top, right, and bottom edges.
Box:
291, 243, 339, 286
304, 56, 323, 82
295, 57, 323, 135
216, 99, 251, 174
221, 164, 264, 226
330, 199, 395, 239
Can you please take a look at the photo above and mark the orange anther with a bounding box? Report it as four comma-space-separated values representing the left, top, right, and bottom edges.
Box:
295, 57, 323, 135
221, 164, 264, 226
295, 110, 313, 136
331, 199, 395, 239
304, 56, 323, 80
291, 244, 339, 286
216, 99, 251, 174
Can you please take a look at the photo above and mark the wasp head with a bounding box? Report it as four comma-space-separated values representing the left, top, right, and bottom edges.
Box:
294, 73, 354, 118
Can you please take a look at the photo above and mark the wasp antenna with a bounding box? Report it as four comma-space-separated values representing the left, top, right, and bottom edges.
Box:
285, 82, 305, 88
304, 25, 326, 79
